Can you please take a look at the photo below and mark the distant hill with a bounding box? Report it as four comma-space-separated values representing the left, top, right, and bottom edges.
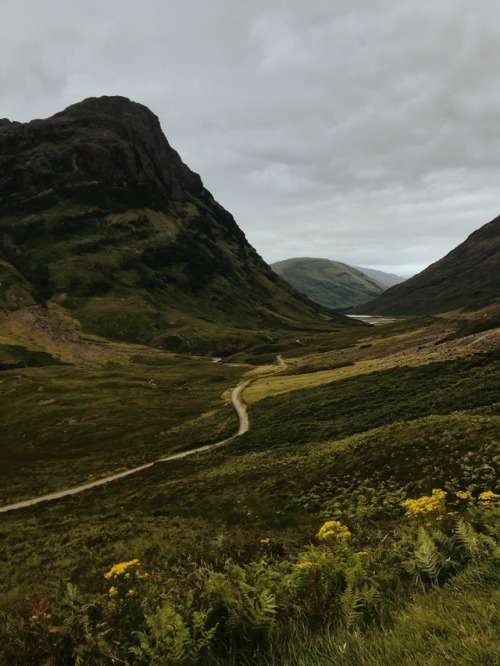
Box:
352, 266, 405, 288
271, 257, 386, 309
356, 215, 500, 315
0, 96, 354, 354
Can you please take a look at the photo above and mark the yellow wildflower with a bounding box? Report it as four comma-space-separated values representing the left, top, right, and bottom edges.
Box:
402, 489, 447, 518
108, 586, 118, 597
260, 538, 271, 544
104, 559, 140, 580
478, 490, 500, 502
456, 490, 472, 500
126, 588, 136, 597
296, 561, 314, 569
317, 520, 351, 541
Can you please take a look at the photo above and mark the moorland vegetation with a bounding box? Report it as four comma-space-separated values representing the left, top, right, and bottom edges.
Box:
0, 307, 498, 665
0, 97, 498, 664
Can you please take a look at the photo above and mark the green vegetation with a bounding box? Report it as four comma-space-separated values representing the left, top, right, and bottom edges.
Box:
0, 96, 353, 355
0, 496, 498, 665
0, 355, 243, 504
271, 257, 386, 309
0, 258, 34, 310
1, 98, 499, 664
243, 351, 500, 448
0, 310, 498, 664
360, 214, 500, 315
0, 343, 62, 371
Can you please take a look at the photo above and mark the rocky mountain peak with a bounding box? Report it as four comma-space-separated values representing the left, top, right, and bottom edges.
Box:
0, 96, 350, 350
0, 96, 204, 213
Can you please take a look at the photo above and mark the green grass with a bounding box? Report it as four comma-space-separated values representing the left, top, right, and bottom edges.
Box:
243, 350, 500, 448
0, 316, 498, 664
0, 348, 497, 592
0, 343, 63, 370
0, 356, 244, 503
272, 256, 385, 309
1, 199, 355, 354
261, 576, 500, 666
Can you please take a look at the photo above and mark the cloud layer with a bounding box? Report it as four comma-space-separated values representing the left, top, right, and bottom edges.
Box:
2, 1, 500, 275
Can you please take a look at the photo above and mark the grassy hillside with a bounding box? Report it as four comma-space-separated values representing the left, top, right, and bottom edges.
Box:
272, 257, 386, 309
358, 214, 500, 315
0, 309, 498, 664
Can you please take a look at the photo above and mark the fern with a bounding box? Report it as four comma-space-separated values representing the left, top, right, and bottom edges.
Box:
340, 568, 363, 629
406, 528, 444, 585
453, 518, 496, 563
130, 602, 216, 665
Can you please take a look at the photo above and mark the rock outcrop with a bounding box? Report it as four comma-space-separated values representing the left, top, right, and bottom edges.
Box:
0, 97, 353, 352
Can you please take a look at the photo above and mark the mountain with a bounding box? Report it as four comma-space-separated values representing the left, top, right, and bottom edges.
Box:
271, 257, 386, 309
352, 265, 405, 288
0, 96, 353, 354
356, 215, 500, 315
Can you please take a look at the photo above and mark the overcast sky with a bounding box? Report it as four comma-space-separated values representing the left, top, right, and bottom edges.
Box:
2, 1, 500, 276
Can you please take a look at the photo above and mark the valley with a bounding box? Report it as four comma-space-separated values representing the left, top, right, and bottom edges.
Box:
0, 96, 498, 665
0, 304, 498, 665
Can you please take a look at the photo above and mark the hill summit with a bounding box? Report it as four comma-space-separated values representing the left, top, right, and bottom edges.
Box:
357, 215, 500, 315
271, 257, 386, 309
0, 96, 350, 354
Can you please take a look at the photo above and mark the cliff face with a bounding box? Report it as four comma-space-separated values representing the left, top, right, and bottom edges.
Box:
0, 96, 350, 352
0, 96, 203, 211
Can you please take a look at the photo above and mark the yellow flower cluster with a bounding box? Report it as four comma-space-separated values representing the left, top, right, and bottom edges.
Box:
402, 489, 446, 517
296, 561, 314, 570
456, 490, 472, 500
317, 520, 351, 541
478, 490, 500, 502
260, 538, 271, 545
108, 586, 118, 597
104, 559, 140, 580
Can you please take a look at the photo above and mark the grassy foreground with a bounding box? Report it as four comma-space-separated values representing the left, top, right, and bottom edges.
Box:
0, 311, 498, 664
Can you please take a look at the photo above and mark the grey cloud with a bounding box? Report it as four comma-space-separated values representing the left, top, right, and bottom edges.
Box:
1, 1, 500, 275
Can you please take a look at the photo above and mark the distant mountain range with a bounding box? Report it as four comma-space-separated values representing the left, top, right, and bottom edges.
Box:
271, 258, 401, 309
357, 214, 500, 315
0, 96, 355, 355
352, 266, 405, 288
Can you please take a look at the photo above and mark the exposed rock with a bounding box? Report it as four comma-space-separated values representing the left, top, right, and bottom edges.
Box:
0, 96, 355, 351
0, 96, 203, 209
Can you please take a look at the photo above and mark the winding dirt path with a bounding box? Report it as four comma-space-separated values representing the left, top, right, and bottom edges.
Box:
0, 371, 263, 514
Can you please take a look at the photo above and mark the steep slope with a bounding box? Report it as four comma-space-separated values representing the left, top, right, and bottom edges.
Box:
357, 215, 500, 315
0, 97, 351, 353
352, 265, 405, 288
271, 257, 386, 309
